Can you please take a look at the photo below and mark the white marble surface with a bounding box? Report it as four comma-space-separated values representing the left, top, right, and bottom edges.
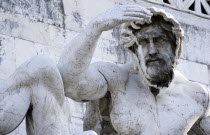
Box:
57, 5, 210, 135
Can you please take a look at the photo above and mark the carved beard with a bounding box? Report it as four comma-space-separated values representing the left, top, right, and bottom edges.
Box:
145, 54, 174, 87
132, 46, 174, 88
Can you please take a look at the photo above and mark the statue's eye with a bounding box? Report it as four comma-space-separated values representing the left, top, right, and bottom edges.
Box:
138, 39, 148, 46
153, 37, 165, 45
122, 33, 130, 37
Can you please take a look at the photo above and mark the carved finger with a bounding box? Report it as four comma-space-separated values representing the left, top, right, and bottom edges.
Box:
124, 12, 151, 19
122, 16, 144, 22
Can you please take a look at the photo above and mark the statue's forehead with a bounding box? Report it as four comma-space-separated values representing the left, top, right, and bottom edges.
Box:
135, 25, 166, 38
136, 23, 160, 31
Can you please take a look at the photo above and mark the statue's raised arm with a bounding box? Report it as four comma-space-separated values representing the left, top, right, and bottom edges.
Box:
57, 5, 152, 102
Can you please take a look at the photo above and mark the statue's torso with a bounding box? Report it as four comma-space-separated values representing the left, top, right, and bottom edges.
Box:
109, 72, 206, 135
84, 63, 208, 135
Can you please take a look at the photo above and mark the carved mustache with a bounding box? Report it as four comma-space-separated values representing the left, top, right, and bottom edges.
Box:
145, 54, 167, 65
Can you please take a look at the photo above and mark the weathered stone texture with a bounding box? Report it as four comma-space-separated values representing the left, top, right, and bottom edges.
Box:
0, 12, 65, 47
92, 38, 128, 64
63, 0, 117, 31
0, 0, 64, 27
0, 34, 16, 80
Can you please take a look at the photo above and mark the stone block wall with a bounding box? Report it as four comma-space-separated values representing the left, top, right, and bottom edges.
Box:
0, 0, 210, 134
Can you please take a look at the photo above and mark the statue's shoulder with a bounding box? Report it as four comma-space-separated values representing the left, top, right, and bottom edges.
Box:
174, 70, 207, 93
91, 62, 129, 86
174, 70, 209, 109
187, 81, 209, 117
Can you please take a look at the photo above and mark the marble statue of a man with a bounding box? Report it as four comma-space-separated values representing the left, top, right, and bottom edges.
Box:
0, 5, 210, 135
57, 5, 210, 135
0, 5, 153, 135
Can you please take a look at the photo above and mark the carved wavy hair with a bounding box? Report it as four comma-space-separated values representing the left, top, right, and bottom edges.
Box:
120, 8, 184, 88
120, 7, 184, 67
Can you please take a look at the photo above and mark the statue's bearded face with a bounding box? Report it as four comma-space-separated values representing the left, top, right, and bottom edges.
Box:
134, 23, 176, 87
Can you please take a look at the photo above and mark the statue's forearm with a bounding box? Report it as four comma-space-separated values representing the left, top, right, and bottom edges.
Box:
58, 23, 102, 90
57, 5, 152, 92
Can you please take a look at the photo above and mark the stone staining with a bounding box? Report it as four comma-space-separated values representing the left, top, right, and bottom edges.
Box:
73, 11, 83, 28
0, 39, 2, 65
0, 0, 64, 27
0, 38, 5, 65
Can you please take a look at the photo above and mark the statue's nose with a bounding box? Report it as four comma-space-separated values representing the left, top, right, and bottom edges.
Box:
148, 39, 158, 56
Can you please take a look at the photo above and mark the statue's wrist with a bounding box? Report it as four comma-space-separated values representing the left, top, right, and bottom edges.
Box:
86, 21, 103, 36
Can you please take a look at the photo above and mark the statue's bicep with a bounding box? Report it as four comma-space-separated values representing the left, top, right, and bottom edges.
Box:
78, 70, 108, 101
65, 66, 108, 102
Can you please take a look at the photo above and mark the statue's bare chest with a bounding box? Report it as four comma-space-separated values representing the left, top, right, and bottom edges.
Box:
109, 76, 204, 135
